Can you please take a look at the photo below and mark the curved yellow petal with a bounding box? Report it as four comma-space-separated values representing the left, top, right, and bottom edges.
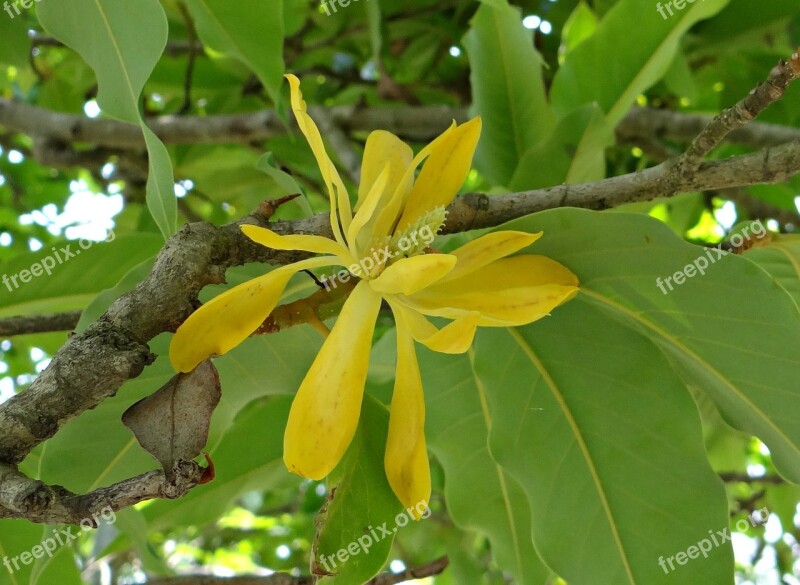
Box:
369, 123, 453, 241
347, 163, 390, 256
438, 230, 543, 283
396, 117, 482, 231
357, 130, 413, 211
169, 256, 339, 373
286, 74, 352, 246
407, 255, 579, 326
369, 254, 456, 296
389, 300, 478, 354
241, 225, 353, 264
385, 314, 431, 517
284, 281, 382, 479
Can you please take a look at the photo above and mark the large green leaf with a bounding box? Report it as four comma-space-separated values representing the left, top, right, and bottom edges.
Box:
474, 301, 732, 584
463, 0, 555, 187
316, 395, 403, 585
182, 0, 285, 107
0, 12, 28, 68
420, 348, 552, 584
550, 0, 730, 124
504, 209, 800, 484
510, 103, 613, 191
37, 0, 176, 238
743, 234, 800, 309
0, 235, 162, 317
0, 521, 82, 585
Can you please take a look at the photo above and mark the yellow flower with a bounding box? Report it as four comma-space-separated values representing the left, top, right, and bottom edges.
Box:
169, 74, 579, 516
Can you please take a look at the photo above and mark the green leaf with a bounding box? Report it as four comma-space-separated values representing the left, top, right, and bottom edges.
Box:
182, 0, 285, 107
36, 0, 177, 238
0, 12, 28, 68
743, 234, 800, 309
559, 1, 598, 62
0, 521, 82, 585
315, 394, 404, 585
421, 349, 552, 584
463, 0, 555, 187
505, 209, 800, 484
0, 235, 163, 318
475, 301, 732, 584
550, 0, 731, 125
510, 103, 613, 191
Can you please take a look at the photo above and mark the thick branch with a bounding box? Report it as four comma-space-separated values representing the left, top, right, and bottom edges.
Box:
0, 460, 203, 524
0, 311, 82, 337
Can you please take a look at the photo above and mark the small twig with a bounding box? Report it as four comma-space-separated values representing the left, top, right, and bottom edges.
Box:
719, 472, 785, 485
0, 311, 82, 337
176, 2, 198, 115
677, 48, 800, 175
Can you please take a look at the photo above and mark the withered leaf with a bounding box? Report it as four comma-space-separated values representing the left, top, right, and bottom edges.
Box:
122, 360, 221, 477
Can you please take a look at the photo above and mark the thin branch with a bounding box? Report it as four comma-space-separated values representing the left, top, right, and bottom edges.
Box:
145, 556, 448, 585
0, 311, 82, 337
677, 48, 800, 175
719, 472, 785, 485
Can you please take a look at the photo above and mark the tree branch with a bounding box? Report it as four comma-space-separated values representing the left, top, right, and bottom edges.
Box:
0, 460, 203, 523
0, 311, 82, 337
677, 49, 800, 175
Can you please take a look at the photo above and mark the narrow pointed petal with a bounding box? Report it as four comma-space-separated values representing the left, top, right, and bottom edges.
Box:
169, 256, 339, 373
438, 230, 542, 283
407, 255, 579, 326
357, 130, 413, 211
284, 281, 383, 479
385, 317, 431, 516
285, 74, 352, 244
390, 300, 479, 354
347, 163, 390, 255
369, 123, 454, 240
396, 117, 482, 231
369, 254, 456, 296
241, 225, 353, 264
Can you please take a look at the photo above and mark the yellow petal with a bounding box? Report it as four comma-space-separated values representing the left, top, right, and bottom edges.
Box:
368, 122, 456, 241
241, 225, 353, 264
407, 255, 579, 326
286, 74, 352, 246
385, 314, 431, 517
169, 256, 339, 373
396, 117, 482, 231
284, 281, 382, 479
357, 130, 413, 211
369, 254, 456, 296
389, 300, 479, 354
347, 162, 390, 255
438, 230, 542, 283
